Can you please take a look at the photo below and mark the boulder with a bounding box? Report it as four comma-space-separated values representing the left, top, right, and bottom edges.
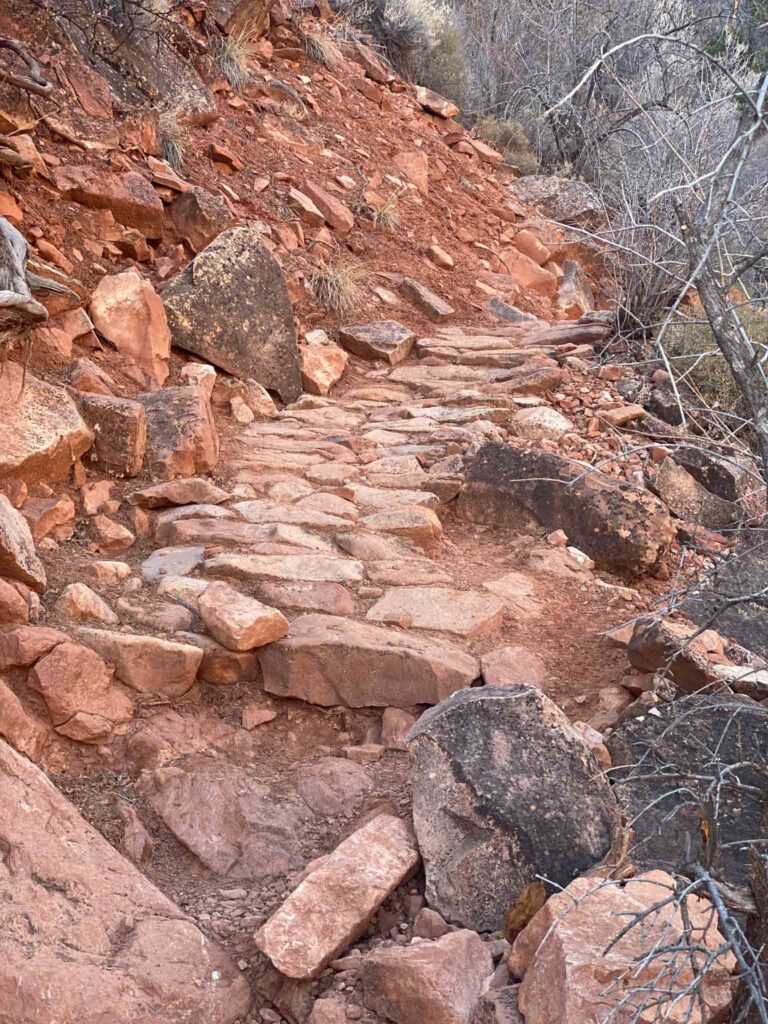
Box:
55, 583, 118, 625
0, 678, 48, 761
416, 86, 460, 118
506, 176, 603, 229
260, 614, 479, 707
137, 753, 309, 879
0, 739, 249, 1023
139, 385, 219, 480
607, 692, 768, 888
22, 494, 75, 543
198, 582, 289, 651
29, 642, 133, 744
362, 930, 492, 1024
339, 321, 416, 365
77, 629, 203, 697
257, 814, 420, 979
163, 227, 302, 402
301, 182, 355, 234
408, 686, 620, 931
0, 579, 30, 625
0, 363, 93, 484
673, 446, 754, 503
499, 249, 557, 299
652, 457, 741, 530
76, 393, 147, 477
0, 495, 46, 592
510, 406, 573, 440
0, 626, 67, 671
53, 165, 164, 237
89, 270, 170, 385
509, 871, 734, 1024
462, 444, 674, 576
170, 186, 236, 252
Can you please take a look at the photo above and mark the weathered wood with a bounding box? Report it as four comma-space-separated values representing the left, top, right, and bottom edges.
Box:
0, 218, 49, 325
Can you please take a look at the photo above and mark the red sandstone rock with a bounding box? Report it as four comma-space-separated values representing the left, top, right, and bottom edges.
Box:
198, 582, 289, 652
89, 270, 171, 385
53, 164, 164, 237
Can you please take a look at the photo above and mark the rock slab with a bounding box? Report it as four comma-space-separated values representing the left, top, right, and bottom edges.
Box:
408, 686, 619, 931
257, 814, 420, 979
163, 227, 302, 402
0, 739, 249, 1023
260, 614, 479, 707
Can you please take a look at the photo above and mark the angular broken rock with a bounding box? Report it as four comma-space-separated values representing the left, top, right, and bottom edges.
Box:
416, 86, 460, 118
367, 586, 505, 637
0, 363, 93, 485
55, 582, 118, 625
89, 270, 171, 385
138, 753, 310, 879
0, 495, 47, 592
362, 930, 493, 1024
0, 677, 48, 761
338, 321, 416, 365
360, 506, 443, 548
52, 164, 165, 237
0, 626, 67, 671
510, 871, 734, 1024
260, 614, 479, 708
652, 457, 741, 531
198, 582, 289, 651
139, 385, 220, 480
462, 444, 673, 576
163, 227, 302, 402
408, 686, 620, 931
75, 393, 147, 477
481, 645, 548, 687
29, 642, 133, 744
0, 740, 250, 1022
170, 185, 236, 252
77, 628, 203, 697
257, 814, 420, 979
400, 278, 454, 322
128, 476, 230, 508
300, 343, 348, 396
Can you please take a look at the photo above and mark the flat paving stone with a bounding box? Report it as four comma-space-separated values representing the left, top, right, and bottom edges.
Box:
367, 586, 506, 636
204, 553, 364, 583
338, 322, 416, 366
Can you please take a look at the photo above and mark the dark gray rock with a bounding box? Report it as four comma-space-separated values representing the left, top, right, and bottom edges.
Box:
606, 693, 768, 888
673, 446, 755, 503
684, 539, 768, 659
651, 458, 742, 531
473, 987, 524, 1024
460, 444, 674, 576
407, 686, 620, 932
485, 298, 539, 325
163, 227, 301, 402
646, 385, 684, 426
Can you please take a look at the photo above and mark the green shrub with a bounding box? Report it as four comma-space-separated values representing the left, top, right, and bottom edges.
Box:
476, 117, 538, 174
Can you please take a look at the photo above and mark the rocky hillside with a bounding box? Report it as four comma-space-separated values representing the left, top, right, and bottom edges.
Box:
0, 2, 766, 1023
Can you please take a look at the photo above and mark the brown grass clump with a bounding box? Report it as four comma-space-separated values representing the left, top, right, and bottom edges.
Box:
476, 117, 538, 175
308, 257, 367, 316
303, 32, 342, 68
158, 109, 186, 170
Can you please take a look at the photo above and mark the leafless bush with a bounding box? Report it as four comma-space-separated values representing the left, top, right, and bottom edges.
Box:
475, 117, 538, 174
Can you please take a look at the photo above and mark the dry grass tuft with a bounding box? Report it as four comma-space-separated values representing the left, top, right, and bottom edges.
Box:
303, 32, 342, 67
352, 191, 401, 232
308, 257, 367, 316
215, 30, 256, 90
476, 117, 538, 175
158, 109, 186, 171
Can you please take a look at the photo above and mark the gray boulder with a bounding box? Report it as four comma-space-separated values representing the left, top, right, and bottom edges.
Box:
651, 458, 742, 531
407, 686, 620, 932
163, 227, 302, 402
461, 444, 674, 576
506, 176, 603, 228
607, 692, 768, 888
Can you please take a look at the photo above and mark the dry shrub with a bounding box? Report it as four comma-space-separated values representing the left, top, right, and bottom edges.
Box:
352, 191, 402, 231
664, 308, 768, 426
308, 257, 367, 315
476, 117, 537, 174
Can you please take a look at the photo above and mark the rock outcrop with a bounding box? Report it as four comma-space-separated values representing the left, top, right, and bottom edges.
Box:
0, 739, 250, 1023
